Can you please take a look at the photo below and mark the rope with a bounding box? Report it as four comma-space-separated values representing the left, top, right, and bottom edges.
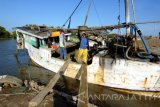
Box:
118, 0, 121, 25
75, 0, 90, 15
131, 0, 139, 52
125, 46, 150, 62
116, 0, 126, 60
92, 0, 103, 26
115, 0, 121, 60
62, 0, 83, 28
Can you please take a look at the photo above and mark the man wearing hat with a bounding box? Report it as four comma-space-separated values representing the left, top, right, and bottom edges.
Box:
77, 31, 89, 64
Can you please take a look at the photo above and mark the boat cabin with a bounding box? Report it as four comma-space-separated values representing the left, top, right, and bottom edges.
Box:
16, 28, 97, 65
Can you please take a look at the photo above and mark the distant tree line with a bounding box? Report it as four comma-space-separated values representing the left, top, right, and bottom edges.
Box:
0, 26, 16, 39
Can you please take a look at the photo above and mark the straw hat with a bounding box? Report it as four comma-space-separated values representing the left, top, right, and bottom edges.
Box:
82, 31, 86, 34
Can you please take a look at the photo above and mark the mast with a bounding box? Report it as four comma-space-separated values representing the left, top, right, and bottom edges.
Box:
84, 0, 92, 26
125, 0, 130, 36
131, 0, 136, 24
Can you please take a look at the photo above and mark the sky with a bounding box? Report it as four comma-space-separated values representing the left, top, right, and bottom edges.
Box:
0, 0, 160, 36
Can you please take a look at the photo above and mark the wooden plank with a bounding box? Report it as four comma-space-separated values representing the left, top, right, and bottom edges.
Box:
77, 64, 88, 107
75, 65, 83, 79
28, 60, 70, 107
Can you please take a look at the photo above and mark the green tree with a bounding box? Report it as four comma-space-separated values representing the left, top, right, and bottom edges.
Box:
0, 26, 11, 38
11, 31, 17, 39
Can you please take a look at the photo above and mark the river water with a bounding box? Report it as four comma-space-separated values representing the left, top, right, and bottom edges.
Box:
0, 39, 160, 107
0, 39, 23, 76
0, 39, 54, 84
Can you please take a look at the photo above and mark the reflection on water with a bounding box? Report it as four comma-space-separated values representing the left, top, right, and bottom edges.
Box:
0, 39, 160, 107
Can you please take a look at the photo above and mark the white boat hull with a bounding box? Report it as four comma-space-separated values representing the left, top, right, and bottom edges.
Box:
24, 41, 160, 92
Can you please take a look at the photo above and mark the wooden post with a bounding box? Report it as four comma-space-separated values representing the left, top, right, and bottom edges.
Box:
28, 60, 70, 107
77, 64, 88, 107
75, 65, 83, 79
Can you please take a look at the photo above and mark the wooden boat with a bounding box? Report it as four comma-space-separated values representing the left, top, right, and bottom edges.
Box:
15, 26, 160, 93
15, 0, 160, 97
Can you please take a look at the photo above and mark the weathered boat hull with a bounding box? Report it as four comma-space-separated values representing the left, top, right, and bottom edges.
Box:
25, 41, 160, 92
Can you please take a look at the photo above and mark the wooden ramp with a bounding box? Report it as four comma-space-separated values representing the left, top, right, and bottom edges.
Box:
77, 64, 88, 107
28, 60, 70, 107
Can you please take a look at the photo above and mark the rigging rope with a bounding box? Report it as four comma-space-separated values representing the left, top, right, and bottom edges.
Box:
92, 0, 103, 26
91, 0, 105, 36
131, 0, 138, 51
118, 0, 121, 25
115, 0, 121, 59
115, 0, 127, 60
75, 0, 90, 15
62, 0, 83, 28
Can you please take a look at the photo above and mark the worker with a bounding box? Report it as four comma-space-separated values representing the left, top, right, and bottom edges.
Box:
59, 30, 67, 60
77, 31, 89, 64
48, 39, 52, 48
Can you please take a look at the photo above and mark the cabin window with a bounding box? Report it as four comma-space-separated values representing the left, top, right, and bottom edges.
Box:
39, 39, 43, 47
39, 39, 47, 47
24, 35, 39, 48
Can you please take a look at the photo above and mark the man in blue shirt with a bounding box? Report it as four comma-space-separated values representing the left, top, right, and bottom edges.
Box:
77, 31, 89, 63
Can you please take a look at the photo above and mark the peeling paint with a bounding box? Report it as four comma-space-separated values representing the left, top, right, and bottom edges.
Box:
64, 63, 81, 78
144, 77, 148, 88
94, 66, 104, 85
24, 40, 160, 92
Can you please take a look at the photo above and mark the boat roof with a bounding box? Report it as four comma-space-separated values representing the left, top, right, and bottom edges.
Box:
15, 27, 49, 39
